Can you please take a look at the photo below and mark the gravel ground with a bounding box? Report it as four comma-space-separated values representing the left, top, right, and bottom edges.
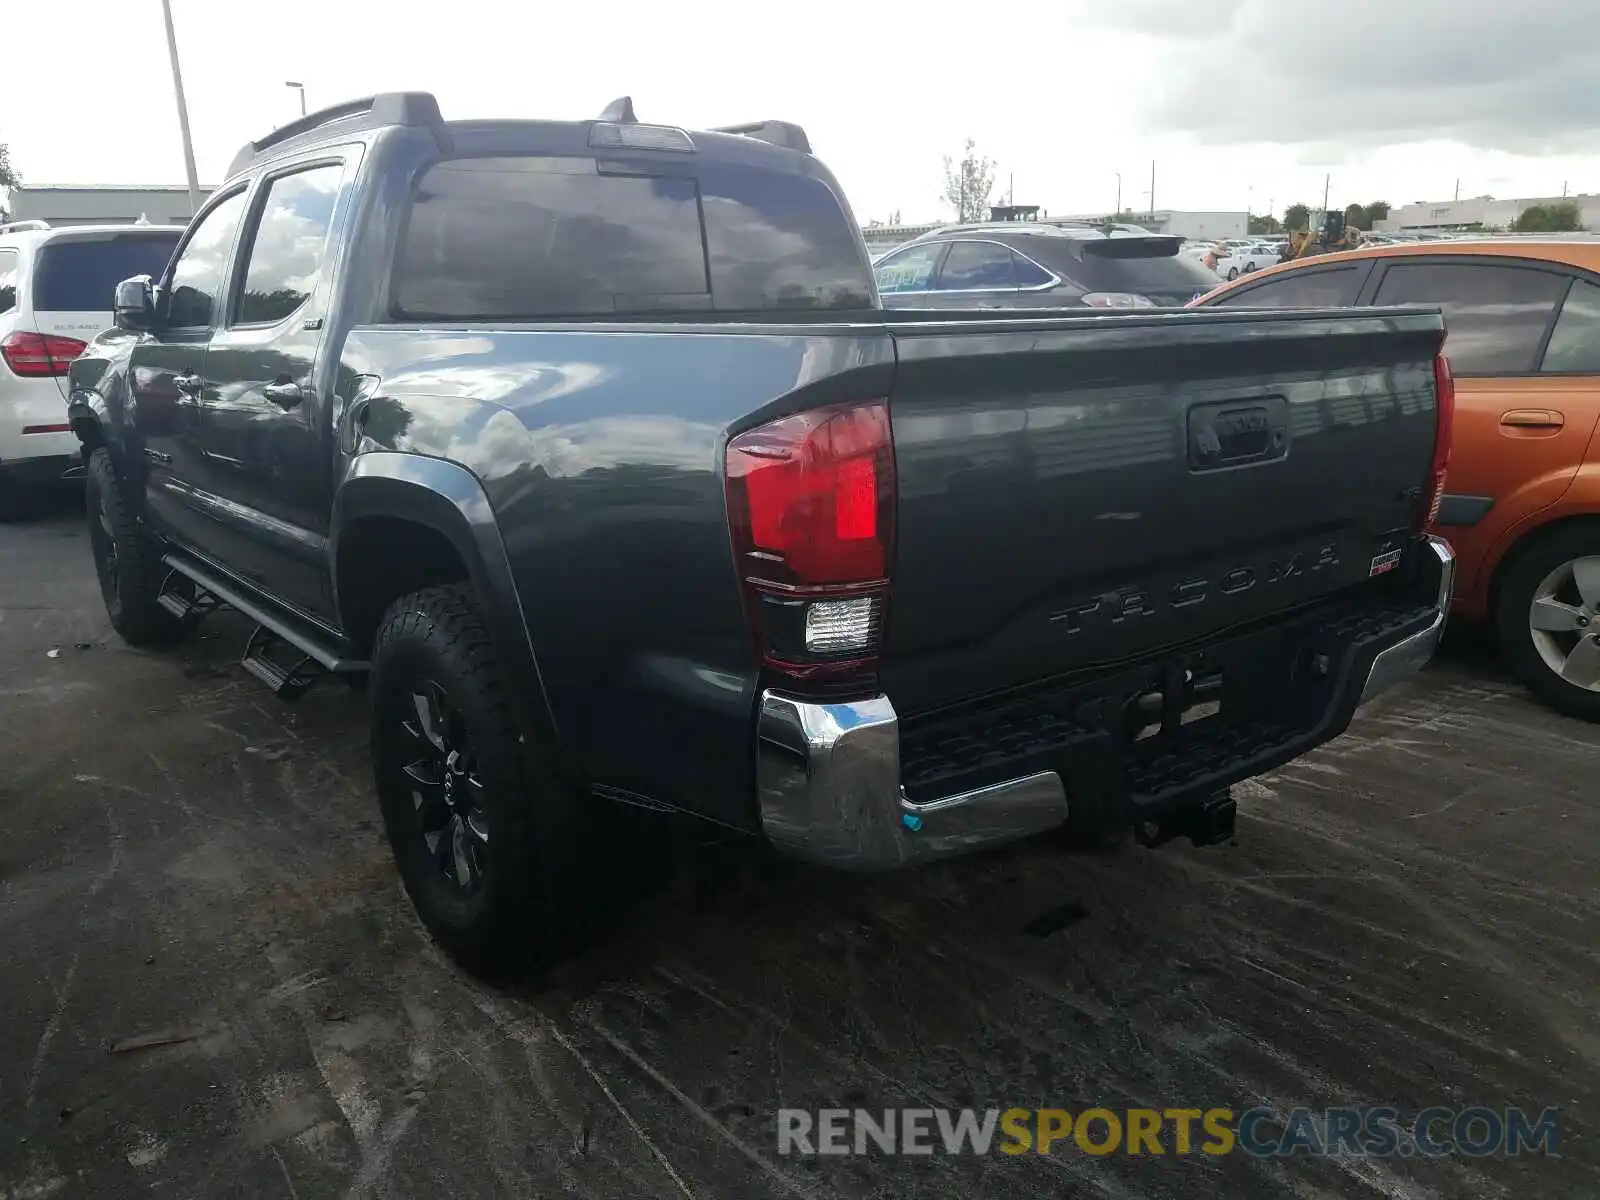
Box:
1, 503, 1594, 1199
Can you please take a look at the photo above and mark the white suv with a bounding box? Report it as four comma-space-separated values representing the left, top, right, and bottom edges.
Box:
0, 220, 183, 510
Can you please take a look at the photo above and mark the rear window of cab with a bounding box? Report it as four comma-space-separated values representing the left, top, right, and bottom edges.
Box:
392, 156, 875, 320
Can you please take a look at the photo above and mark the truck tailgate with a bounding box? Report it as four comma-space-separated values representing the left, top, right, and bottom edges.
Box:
880, 308, 1446, 716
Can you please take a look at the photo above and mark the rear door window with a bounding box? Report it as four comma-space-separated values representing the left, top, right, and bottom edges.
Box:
873, 244, 944, 295
1370, 259, 1569, 375
1540, 277, 1600, 373
394, 157, 709, 320
31, 232, 182, 313
934, 241, 1017, 290
1012, 252, 1055, 288
234, 162, 346, 325
0, 249, 18, 314
1207, 265, 1364, 308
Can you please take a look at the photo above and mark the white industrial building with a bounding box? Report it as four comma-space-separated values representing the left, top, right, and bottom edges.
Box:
1379, 193, 1599, 233
2, 184, 213, 228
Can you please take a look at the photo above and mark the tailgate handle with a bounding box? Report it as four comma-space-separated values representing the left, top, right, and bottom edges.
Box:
1188, 396, 1290, 471
1500, 409, 1563, 430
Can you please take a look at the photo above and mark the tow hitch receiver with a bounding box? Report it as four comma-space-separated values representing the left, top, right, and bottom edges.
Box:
1134, 788, 1237, 849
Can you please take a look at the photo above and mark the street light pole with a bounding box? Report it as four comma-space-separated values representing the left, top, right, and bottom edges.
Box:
286, 81, 307, 117
159, 0, 201, 214
1115, 172, 1121, 215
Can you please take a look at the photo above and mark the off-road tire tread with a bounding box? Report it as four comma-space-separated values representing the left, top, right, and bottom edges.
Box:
371, 583, 589, 975
86, 447, 186, 647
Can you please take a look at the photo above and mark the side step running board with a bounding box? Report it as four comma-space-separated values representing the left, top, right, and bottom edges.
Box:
160, 554, 367, 699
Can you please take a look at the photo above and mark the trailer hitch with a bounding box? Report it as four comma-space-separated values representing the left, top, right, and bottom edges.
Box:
1133, 788, 1237, 850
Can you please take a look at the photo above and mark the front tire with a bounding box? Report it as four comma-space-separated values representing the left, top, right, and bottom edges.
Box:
370, 584, 593, 974
85, 447, 185, 647
1495, 526, 1600, 722
1227, 266, 1240, 280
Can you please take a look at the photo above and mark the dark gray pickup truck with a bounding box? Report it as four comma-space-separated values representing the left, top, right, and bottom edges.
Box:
67, 92, 1456, 972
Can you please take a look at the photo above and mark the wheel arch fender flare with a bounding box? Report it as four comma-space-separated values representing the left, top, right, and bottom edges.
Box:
330, 452, 559, 747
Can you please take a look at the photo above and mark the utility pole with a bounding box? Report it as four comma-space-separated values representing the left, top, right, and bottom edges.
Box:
1321, 174, 1330, 220
1149, 160, 1156, 219
1453, 178, 1460, 201
1115, 172, 1121, 214
159, 0, 201, 213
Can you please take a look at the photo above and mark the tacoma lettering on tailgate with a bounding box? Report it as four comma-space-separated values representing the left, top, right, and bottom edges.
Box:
1051, 543, 1342, 635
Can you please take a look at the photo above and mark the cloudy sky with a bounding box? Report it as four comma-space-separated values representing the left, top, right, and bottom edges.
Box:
4, 0, 1596, 224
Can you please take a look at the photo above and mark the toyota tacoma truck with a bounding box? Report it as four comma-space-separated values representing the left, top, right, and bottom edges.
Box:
67, 93, 1455, 972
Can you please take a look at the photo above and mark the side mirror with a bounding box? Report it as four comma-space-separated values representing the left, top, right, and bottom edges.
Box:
113, 275, 157, 332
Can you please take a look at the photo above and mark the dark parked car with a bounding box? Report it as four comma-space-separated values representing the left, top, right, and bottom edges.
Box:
69, 93, 1454, 974
873, 222, 1223, 309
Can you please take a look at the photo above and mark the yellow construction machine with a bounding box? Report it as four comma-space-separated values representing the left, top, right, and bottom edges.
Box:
1280, 209, 1362, 261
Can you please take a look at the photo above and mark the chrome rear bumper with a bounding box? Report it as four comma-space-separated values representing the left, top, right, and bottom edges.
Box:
755, 535, 1455, 872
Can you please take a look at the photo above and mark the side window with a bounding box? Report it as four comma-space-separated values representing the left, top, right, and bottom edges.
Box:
0, 250, 18, 314
165, 190, 249, 328
1208, 266, 1361, 308
1541, 277, 1600, 373
1371, 260, 1568, 375
873, 244, 943, 294
235, 163, 345, 326
934, 241, 1017, 290
392, 157, 709, 320
1012, 251, 1055, 289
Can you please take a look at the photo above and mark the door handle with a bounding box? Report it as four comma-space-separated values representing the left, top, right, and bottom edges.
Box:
1501, 409, 1563, 430
174, 373, 203, 395
263, 380, 304, 409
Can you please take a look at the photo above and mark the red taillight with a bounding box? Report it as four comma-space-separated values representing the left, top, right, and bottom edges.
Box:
1425, 353, 1455, 525
724, 402, 895, 681
0, 332, 88, 378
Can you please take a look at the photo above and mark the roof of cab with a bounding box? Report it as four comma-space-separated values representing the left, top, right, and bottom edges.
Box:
225, 90, 816, 181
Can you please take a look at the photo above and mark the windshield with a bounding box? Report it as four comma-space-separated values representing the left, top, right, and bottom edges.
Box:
32, 232, 182, 312
1063, 241, 1221, 293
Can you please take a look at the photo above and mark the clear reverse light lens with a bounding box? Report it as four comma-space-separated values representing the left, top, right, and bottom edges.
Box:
804, 596, 881, 654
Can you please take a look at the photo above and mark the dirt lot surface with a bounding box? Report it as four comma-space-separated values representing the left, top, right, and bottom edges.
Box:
2, 505, 1594, 1199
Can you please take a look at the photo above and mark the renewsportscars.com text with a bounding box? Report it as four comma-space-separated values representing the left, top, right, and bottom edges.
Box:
776, 1106, 1561, 1158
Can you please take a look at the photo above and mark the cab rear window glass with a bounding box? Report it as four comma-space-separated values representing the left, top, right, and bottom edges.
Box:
393, 157, 710, 320
32, 233, 181, 312
392, 155, 874, 320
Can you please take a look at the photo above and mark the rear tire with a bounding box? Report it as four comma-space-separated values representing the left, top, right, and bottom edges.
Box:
85, 447, 186, 648
1495, 526, 1600, 722
370, 583, 596, 975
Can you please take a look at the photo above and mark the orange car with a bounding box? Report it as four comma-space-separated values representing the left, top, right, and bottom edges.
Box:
1197, 238, 1600, 721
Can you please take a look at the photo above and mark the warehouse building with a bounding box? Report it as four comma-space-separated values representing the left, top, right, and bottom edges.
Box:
1379, 193, 1600, 233
2, 184, 213, 228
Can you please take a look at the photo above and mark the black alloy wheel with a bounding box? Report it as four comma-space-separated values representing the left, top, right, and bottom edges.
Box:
392, 677, 491, 895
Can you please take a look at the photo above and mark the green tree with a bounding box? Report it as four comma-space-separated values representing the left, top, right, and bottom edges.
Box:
1513, 201, 1582, 232
1248, 213, 1282, 235
1343, 203, 1369, 231
941, 139, 995, 223
1283, 203, 1310, 232
1365, 200, 1390, 224
0, 141, 18, 191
